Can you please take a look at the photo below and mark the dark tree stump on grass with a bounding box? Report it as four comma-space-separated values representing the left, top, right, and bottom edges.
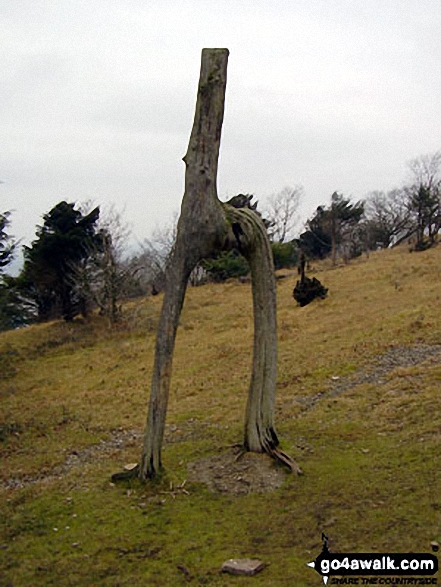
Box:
293, 276, 328, 306
293, 252, 328, 306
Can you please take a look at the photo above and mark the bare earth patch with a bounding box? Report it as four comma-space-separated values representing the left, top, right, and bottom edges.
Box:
187, 448, 288, 495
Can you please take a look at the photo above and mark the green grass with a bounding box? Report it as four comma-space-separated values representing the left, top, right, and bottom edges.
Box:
1, 244, 441, 586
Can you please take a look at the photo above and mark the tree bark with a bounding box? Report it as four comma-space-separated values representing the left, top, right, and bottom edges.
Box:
224, 207, 278, 452
225, 206, 302, 473
139, 49, 229, 480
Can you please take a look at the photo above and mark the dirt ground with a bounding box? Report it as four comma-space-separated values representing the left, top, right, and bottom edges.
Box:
187, 447, 288, 495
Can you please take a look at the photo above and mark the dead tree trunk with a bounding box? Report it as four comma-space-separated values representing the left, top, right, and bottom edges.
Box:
133, 49, 300, 482
139, 49, 229, 480
223, 207, 278, 452
229, 208, 301, 471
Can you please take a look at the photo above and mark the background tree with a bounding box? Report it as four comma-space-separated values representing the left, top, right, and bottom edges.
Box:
265, 185, 302, 243
293, 251, 328, 307
405, 151, 441, 249
19, 201, 100, 322
71, 205, 139, 324
137, 214, 178, 294
410, 186, 439, 249
0, 212, 31, 331
363, 189, 414, 249
0, 275, 34, 331
297, 193, 364, 263
201, 250, 249, 282
270, 241, 299, 270
0, 211, 15, 271
297, 205, 332, 259
326, 192, 365, 264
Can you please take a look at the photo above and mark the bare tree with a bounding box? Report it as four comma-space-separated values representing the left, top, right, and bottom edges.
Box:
113, 49, 300, 482
265, 185, 303, 243
138, 214, 178, 294
407, 151, 441, 188
406, 151, 441, 249
364, 189, 414, 249
72, 204, 137, 324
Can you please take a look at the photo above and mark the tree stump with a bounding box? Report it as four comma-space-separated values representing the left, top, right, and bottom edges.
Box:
293, 276, 328, 306
293, 252, 328, 306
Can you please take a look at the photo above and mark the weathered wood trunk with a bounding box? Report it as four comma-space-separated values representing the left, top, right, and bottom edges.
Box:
135, 49, 300, 482
224, 207, 278, 452
139, 49, 229, 480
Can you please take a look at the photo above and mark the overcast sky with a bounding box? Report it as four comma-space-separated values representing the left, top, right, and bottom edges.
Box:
2, 0, 441, 259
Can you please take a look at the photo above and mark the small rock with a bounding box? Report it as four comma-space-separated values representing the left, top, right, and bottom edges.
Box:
431, 541, 439, 552
221, 558, 265, 576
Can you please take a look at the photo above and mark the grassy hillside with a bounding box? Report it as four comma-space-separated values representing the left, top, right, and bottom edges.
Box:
1, 245, 440, 586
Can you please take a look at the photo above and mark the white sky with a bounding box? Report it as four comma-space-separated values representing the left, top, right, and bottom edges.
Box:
1, 0, 441, 258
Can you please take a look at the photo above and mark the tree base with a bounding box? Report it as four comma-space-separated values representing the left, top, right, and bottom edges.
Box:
111, 464, 139, 483
244, 436, 303, 476
266, 446, 303, 475
110, 445, 303, 484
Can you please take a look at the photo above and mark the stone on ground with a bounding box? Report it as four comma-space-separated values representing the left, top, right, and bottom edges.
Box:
221, 558, 265, 575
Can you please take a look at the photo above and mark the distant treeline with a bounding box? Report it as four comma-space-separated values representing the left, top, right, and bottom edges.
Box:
1, 150, 439, 331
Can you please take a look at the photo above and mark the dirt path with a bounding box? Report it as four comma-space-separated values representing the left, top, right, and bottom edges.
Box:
295, 343, 441, 411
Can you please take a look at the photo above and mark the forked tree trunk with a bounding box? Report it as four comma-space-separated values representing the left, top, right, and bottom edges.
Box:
134, 48, 300, 482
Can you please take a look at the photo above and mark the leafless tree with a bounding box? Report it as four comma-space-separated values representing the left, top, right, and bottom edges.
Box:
265, 185, 303, 243
72, 204, 138, 324
364, 189, 414, 248
407, 151, 441, 189
138, 214, 178, 294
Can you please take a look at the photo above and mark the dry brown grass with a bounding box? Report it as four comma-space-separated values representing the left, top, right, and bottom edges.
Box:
1, 244, 440, 586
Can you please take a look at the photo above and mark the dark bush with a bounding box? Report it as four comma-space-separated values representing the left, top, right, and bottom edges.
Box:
271, 241, 299, 270
201, 251, 249, 282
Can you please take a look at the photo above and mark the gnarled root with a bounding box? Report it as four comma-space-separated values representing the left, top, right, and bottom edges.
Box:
266, 447, 303, 475
111, 464, 139, 483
